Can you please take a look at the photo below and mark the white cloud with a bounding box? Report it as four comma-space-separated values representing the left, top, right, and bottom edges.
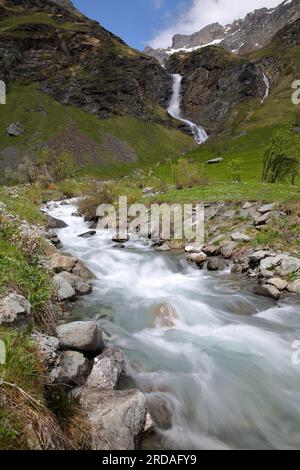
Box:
149, 0, 283, 48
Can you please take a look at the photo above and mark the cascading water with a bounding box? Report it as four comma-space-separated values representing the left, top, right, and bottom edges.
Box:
46, 200, 300, 450
168, 74, 208, 144
261, 73, 270, 103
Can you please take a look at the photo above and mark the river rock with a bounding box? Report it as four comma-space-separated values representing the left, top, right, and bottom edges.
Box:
187, 252, 207, 267
0, 293, 32, 326
253, 283, 280, 300
58, 271, 92, 296
249, 250, 272, 263
287, 280, 300, 294
231, 232, 251, 242
152, 303, 180, 328
242, 202, 252, 210
86, 347, 124, 390
57, 321, 104, 355
53, 275, 76, 301
254, 212, 271, 226
220, 241, 237, 259
266, 278, 288, 291
202, 245, 219, 256
155, 243, 170, 252
80, 388, 147, 450
51, 350, 93, 387
78, 231, 96, 239
258, 203, 276, 214
51, 254, 77, 273
207, 258, 226, 271
71, 261, 95, 280
46, 216, 68, 229
185, 243, 204, 253
276, 256, 300, 276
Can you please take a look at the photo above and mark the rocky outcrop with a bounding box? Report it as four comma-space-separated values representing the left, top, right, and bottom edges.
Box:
0, 0, 171, 123
166, 47, 267, 134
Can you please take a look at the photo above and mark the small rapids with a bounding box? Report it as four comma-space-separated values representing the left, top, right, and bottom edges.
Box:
168, 74, 208, 145
46, 201, 300, 450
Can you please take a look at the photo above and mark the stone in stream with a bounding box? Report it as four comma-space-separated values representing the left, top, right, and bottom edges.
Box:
202, 245, 219, 256
86, 347, 124, 390
152, 303, 180, 328
155, 243, 170, 252
79, 388, 147, 450
185, 243, 204, 253
72, 260, 95, 280
53, 275, 76, 301
58, 271, 92, 296
78, 231, 96, 239
0, 293, 32, 327
46, 215, 68, 229
207, 258, 227, 271
187, 252, 207, 267
253, 283, 280, 300
146, 394, 173, 430
57, 321, 104, 355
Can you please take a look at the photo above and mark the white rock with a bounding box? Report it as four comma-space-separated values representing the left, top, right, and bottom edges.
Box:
0, 293, 32, 326
258, 203, 276, 214
287, 280, 300, 294
266, 278, 288, 291
86, 347, 124, 390
53, 275, 76, 301
51, 350, 93, 387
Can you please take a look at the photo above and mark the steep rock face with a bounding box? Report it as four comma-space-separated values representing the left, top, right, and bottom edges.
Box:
145, 0, 300, 64
166, 47, 266, 134
0, 0, 171, 121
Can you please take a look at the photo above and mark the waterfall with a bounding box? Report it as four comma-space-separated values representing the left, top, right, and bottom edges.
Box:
261, 73, 270, 103
168, 74, 208, 145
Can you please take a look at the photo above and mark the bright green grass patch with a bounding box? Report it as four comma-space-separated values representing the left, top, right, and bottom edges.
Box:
0, 222, 52, 310
0, 189, 46, 225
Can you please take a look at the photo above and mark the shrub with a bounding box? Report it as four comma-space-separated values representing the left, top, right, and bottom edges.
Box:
262, 127, 300, 185
169, 159, 205, 190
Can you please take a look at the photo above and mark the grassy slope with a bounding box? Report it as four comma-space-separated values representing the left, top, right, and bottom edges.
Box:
0, 83, 194, 175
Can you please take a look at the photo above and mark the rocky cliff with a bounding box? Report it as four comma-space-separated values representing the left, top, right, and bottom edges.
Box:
145, 0, 300, 64
0, 0, 171, 121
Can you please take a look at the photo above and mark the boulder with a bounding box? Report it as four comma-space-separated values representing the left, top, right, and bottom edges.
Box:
206, 157, 223, 164
266, 278, 288, 291
53, 275, 76, 301
78, 231, 96, 239
202, 245, 219, 256
86, 347, 124, 390
260, 255, 283, 272
33, 333, 60, 368
207, 258, 226, 271
276, 256, 300, 276
71, 261, 95, 280
253, 283, 280, 300
6, 122, 24, 137
80, 388, 147, 450
51, 350, 93, 387
112, 236, 129, 244
231, 232, 251, 242
249, 250, 272, 263
58, 271, 92, 296
258, 203, 276, 214
57, 321, 104, 355
147, 395, 173, 430
155, 243, 170, 252
287, 280, 300, 294
220, 241, 237, 259
242, 202, 252, 210
0, 293, 32, 326
51, 254, 77, 273
46, 216, 68, 229
187, 252, 207, 267
185, 243, 204, 253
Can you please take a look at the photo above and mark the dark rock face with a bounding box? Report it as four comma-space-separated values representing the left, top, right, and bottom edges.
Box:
145, 0, 300, 63
166, 47, 266, 134
0, 0, 172, 122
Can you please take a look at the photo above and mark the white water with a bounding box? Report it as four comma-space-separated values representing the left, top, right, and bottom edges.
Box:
261, 73, 270, 103
47, 201, 300, 450
168, 74, 208, 145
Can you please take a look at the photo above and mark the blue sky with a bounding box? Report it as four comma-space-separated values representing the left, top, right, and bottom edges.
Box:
73, 0, 185, 50
72, 0, 281, 50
